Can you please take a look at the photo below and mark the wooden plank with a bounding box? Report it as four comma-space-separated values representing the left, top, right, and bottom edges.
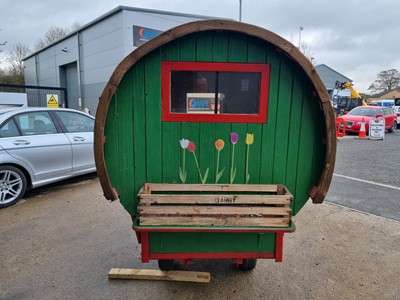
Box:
161, 41, 181, 183
139, 194, 291, 205
145, 51, 163, 183
199, 123, 215, 183
259, 44, 280, 183
180, 122, 200, 183
108, 268, 211, 283
141, 183, 280, 193
294, 80, 317, 215
272, 55, 293, 184
132, 60, 147, 214
245, 124, 262, 184
214, 123, 231, 183
285, 69, 305, 198
230, 124, 247, 184
139, 216, 290, 227
116, 73, 136, 214
138, 205, 291, 216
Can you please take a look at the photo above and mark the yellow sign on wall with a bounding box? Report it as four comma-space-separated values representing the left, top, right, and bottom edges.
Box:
47, 94, 59, 108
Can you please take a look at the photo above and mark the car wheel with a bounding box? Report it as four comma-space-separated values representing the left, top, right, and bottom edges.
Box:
237, 258, 257, 271
0, 165, 27, 208
388, 121, 397, 133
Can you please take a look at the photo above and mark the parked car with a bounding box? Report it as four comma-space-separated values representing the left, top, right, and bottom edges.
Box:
341, 106, 397, 134
392, 106, 400, 128
0, 107, 96, 208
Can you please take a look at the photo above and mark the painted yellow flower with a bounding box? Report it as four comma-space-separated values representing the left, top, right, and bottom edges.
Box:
245, 133, 254, 145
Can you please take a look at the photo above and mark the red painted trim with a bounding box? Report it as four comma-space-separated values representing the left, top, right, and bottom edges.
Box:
161, 61, 270, 123
147, 252, 275, 260
275, 232, 284, 262
141, 232, 150, 263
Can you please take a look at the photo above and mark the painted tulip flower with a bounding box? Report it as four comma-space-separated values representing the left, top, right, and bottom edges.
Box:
215, 139, 225, 183
229, 133, 238, 183
179, 139, 190, 183
245, 133, 254, 145
180, 139, 190, 149
230, 132, 239, 144
245, 133, 254, 183
187, 141, 196, 152
215, 139, 225, 151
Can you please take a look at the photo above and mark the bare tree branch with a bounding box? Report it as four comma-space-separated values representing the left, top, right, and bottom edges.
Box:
368, 69, 400, 94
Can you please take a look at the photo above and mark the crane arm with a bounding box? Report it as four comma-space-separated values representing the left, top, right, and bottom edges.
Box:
335, 81, 361, 99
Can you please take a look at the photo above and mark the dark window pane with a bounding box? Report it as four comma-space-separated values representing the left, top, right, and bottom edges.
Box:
170, 71, 260, 114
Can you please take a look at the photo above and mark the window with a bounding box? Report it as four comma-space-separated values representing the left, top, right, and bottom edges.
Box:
162, 62, 270, 123
0, 119, 20, 137
56, 111, 94, 133
13, 112, 57, 135
383, 108, 393, 115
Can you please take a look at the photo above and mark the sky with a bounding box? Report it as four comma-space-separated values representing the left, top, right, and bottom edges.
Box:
1, 0, 399, 93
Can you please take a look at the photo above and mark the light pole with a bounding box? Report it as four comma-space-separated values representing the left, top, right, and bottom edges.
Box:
239, 0, 242, 22
298, 26, 304, 48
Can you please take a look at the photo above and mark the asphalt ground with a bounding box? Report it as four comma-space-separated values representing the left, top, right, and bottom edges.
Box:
327, 129, 400, 221
0, 130, 399, 300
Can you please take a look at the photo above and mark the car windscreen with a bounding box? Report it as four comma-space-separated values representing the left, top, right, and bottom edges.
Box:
348, 107, 376, 117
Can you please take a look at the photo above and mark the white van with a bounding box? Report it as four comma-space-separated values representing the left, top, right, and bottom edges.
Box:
371, 99, 394, 107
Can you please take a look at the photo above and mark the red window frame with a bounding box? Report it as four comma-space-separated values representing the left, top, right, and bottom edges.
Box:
161, 61, 270, 123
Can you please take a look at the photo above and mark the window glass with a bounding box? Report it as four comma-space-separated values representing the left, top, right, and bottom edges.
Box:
170, 71, 260, 114
14, 112, 57, 135
0, 119, 20, 137
56, 111, 94, 133
162, 62, 270, 123
384, 108, 392, 115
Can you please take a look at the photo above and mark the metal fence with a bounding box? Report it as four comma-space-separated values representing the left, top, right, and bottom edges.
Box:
0, 84, 68, 108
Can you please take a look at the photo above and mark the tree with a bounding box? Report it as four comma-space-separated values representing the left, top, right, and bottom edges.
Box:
33, 23, 81, 51
300, 41, 316, 65
33, 26, 69, 51
0, 23, 81, 84
7, 43, 30, 76
368, 69, 400, 94
0, 43, 30, 84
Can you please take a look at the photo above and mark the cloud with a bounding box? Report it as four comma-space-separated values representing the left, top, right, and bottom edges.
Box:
1, 0, 399, 93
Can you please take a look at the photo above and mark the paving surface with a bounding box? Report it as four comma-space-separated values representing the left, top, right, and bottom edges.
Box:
1, 177, 399, 300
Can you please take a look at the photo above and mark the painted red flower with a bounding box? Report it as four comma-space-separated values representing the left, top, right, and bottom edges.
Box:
187, 141, 196, 152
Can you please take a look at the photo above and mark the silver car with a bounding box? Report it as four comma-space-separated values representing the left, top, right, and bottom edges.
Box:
0, 107, 96, 208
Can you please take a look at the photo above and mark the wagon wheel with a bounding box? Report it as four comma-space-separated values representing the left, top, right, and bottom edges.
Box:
237, 259, 257, 271
158, 259, 175, 271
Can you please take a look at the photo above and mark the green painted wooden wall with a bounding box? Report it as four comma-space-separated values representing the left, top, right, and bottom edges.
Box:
103, 31, 326, 217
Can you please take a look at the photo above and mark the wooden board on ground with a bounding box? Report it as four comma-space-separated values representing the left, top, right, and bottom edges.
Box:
108, 268, 211, 283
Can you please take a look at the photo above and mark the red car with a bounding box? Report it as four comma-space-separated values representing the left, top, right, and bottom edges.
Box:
341, 106, 397, 134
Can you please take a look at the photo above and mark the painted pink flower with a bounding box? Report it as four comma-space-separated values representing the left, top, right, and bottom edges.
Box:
187, 141, 196, 152
230, 132, 239, 144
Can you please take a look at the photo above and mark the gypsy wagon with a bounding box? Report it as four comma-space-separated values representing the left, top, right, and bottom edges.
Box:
94, 20, 336, 271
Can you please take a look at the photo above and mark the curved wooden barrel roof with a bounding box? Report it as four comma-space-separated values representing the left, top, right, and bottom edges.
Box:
94, 19, 336, 216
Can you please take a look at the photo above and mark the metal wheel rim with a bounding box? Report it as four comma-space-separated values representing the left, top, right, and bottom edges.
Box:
0, 170, 24, 205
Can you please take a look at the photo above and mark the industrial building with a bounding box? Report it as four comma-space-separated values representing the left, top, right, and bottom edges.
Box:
22, 6, 351, 113
23, 6, 218, 113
